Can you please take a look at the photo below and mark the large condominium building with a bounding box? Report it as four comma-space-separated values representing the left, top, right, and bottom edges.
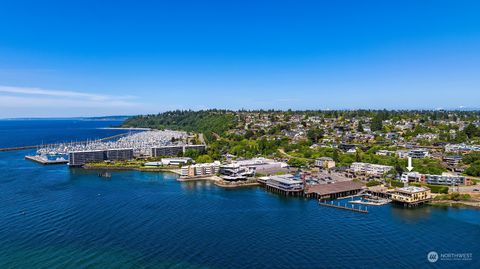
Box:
423, 173, 471, 186
350, 162, 394, 177
151, 144, 206, 157
68, 148, 134, 166
69, 150, 106, 166
183, 144, 206, 152
106, 148, 134, 160
151, 145, 184, 157
401, 172, 471, 186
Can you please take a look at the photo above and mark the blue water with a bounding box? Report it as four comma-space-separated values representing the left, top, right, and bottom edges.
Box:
0, 120, 479, 268
0, 119, 125, 148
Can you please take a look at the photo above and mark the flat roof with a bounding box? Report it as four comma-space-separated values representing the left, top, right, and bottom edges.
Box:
269, 175, 300, 185
397, 186, 428, 193
305, 181, 364, 196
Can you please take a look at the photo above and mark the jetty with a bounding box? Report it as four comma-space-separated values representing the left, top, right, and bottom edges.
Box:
24, 155, 68, 165
319, 200, 368, 213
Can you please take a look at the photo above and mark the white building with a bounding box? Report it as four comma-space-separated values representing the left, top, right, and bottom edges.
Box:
408, 149, 429, 159
350, 162, 394, 177
160, 157, 192, 166
315, 157, 336, 169
376, 150, 395, 156
181, 162, 221, 177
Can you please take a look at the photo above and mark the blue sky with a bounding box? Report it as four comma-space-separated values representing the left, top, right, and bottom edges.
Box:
1, 0, 480, 117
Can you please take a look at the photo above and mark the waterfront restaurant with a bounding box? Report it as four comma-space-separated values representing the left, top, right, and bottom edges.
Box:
390, 186, 431, 206
264, 174, 304, 196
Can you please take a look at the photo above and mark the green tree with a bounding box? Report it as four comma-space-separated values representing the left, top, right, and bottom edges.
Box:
307, 128, 324, 143
196, 154, 213, 163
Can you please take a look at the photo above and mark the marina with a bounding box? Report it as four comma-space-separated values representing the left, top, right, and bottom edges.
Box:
0, 132, 131, 152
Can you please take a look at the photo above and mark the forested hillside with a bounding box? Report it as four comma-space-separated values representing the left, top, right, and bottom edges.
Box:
123, 110, 236, 141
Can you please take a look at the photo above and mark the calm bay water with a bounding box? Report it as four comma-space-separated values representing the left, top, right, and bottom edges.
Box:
0, 120, 479, 268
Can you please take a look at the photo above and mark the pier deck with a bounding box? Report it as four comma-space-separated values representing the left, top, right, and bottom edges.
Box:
319, 201, 368, 213
25, 155, 68, 165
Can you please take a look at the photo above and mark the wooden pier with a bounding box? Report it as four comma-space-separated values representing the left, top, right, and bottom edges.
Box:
319, 200, 368, 213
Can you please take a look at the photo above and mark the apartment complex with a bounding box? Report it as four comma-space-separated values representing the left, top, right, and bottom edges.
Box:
181, 162, 220, 177
151, 144, 206, 157
401, 172, 471, 186
350, 162, 394, 177
68, 148, 134, 166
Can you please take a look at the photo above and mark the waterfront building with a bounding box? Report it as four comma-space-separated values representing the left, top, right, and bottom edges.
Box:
151, 144, 206, 157
151, 145, 184, 157
315, 157, 336, 169
68, 150, 106, 166
219, 164, 256, 181
144, 161, 163, 167
225, 157, 288, 174
181, 162, 220, 177
391, 186, 431, 206
160, 157, 192, 166
350, 162, 394, 177
304, 181, 364, 200
106, 148, 134, 160
264, 174, 304, 196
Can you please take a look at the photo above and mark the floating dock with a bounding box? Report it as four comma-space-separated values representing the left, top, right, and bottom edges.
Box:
349, 198, 391, 206
319, 200, 368, 213
25, 155, 68, 165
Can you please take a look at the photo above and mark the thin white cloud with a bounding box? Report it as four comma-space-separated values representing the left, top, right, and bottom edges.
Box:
0, 85, 146, 117
0, 85, 134, 102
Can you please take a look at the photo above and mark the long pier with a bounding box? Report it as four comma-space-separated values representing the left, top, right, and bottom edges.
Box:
319, 200, 368, 213
0, 132, 131, 152
25, 155, 68, 165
